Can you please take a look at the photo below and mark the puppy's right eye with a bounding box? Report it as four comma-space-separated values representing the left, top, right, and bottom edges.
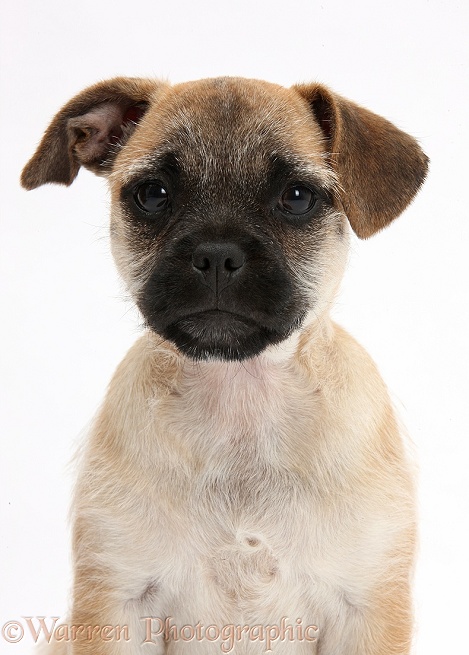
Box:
278, 185, 317, 216
133, 181, 169, 214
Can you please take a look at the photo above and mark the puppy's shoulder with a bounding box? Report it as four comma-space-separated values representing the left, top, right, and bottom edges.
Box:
300, 320, 393, 423
301, 320, 385, 382
84, 333, 181, 458
105, 332, 181, 406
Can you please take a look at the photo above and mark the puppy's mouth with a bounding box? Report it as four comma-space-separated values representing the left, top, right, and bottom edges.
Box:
160, 309, 299, 361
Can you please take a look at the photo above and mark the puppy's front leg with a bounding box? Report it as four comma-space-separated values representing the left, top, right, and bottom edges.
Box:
319, 574, 413, 655
67, 338, 179, 655
70, 565, 166, 655
69, 504, 168, 654
70, 570, 125, 655
365, 583, 413, 655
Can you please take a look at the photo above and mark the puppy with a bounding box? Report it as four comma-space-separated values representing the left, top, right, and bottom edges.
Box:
22, 76, 428, 654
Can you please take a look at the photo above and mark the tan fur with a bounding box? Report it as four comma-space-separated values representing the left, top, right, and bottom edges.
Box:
22, 76, 427, 654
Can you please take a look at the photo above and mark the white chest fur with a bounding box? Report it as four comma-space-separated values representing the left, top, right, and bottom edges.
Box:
134, 358, 324, 652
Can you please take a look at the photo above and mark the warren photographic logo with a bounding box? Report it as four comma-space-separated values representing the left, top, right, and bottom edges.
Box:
2, 616, 319, 652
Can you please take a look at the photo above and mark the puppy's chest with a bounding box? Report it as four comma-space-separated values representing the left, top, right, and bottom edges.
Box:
150, 362, 322, 610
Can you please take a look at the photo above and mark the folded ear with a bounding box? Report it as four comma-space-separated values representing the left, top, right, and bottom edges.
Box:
293, 83, 429, 238
21, 77, 163, 190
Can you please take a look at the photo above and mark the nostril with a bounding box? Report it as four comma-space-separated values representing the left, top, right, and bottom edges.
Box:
225, 254, 244, 271
226, 245, 245, 270
193, 255, 210, 271
192, 242, 246, 274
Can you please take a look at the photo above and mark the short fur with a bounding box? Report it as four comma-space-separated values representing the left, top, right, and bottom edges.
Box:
23, 76, 428, 654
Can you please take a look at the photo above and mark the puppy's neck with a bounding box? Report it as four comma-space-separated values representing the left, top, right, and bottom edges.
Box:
154, 318, 330, 472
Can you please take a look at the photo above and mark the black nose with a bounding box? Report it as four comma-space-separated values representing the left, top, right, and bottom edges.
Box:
192, 242, 246, 293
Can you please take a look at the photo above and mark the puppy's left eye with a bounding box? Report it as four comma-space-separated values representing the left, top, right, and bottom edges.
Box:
134, 181, 169, 214
278, 186, 317, 215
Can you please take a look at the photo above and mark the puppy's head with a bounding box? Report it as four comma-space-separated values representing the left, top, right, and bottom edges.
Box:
21, 77, 428, 361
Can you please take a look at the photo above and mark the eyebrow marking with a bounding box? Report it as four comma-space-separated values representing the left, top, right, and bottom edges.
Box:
269, 153, 340, 196
112, 149, 178, 186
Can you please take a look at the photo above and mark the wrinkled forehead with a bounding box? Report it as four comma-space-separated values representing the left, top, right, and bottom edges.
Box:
111, 77, 329, 186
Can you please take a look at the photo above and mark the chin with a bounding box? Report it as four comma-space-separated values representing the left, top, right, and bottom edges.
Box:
156, 310, 302, 362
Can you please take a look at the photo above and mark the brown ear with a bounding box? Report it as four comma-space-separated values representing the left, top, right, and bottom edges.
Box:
21, 77, 163, 190
293, 83, 429, 238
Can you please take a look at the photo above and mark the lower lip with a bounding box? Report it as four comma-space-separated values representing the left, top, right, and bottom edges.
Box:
177, 310, 257, 333
190, 309, 250, 321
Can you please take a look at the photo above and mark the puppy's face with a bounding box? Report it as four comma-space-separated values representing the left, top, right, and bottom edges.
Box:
21, 76, 428, 361
109, 79, 347, 361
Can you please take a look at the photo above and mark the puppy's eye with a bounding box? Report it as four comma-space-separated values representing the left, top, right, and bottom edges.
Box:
278, 186, 317, 215
134, 181, 169, 214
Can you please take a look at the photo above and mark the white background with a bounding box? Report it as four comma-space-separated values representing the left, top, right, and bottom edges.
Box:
1, 0, 468, 653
